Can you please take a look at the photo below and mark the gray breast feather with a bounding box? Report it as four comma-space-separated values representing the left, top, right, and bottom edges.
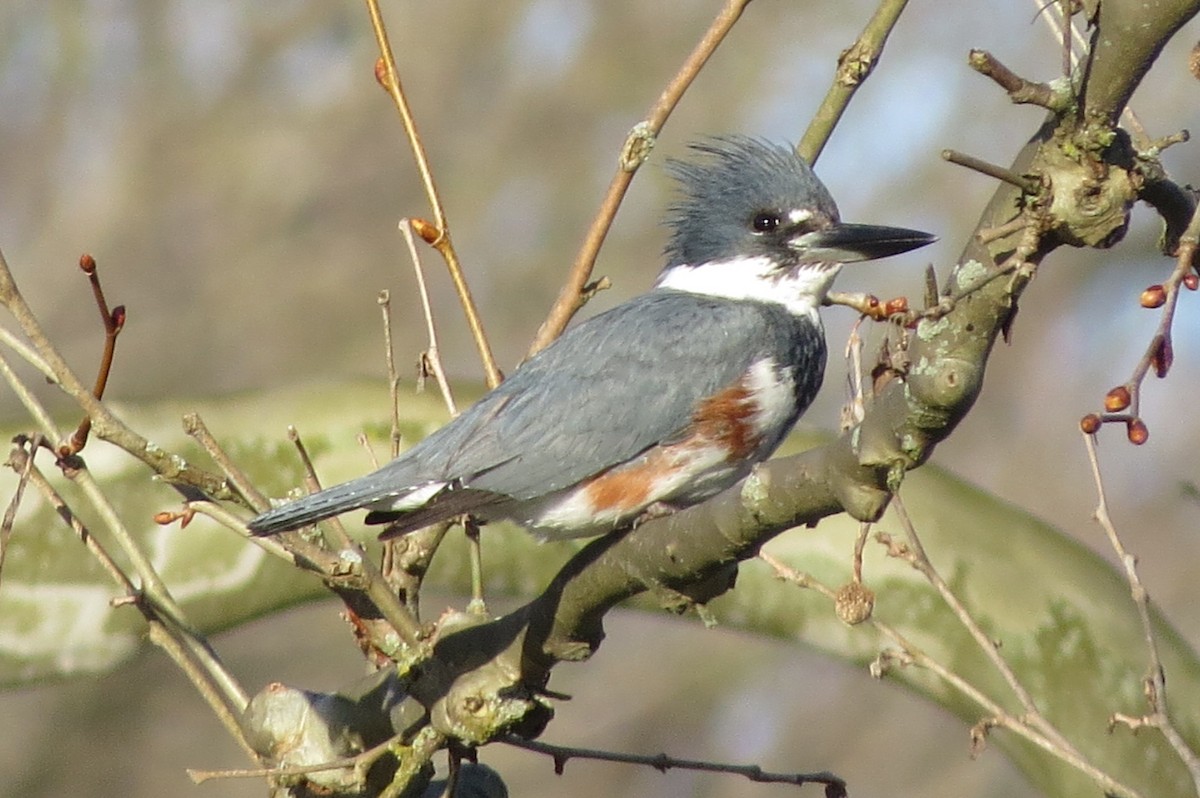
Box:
381, 289, 825, 501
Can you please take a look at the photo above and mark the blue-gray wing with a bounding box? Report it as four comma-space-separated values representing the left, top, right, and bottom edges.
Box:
400, 290, 819, 500
248, 290, 821, 536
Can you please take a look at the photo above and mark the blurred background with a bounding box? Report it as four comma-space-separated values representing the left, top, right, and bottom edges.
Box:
0, 1, 1197, 796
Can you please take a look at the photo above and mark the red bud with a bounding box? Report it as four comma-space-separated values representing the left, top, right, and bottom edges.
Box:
1184, 272, 1199, 291
1140, 285, 1166, 308
411, 217, 441, 244
374, 58, 388, 87
1104, 386, 1131, 413
1126, 418, 1149, 445
110, 305, 126, 333
79, 253, 96, 273
1079, 413, 1102, 434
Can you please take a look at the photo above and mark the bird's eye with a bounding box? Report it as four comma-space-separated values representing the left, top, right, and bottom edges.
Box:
751, 212, 781, 233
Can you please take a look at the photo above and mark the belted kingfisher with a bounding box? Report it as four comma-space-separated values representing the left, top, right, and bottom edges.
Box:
249, 136, 934, 541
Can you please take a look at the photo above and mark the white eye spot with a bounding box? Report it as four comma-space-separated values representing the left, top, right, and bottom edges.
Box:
788, 208, 814, 225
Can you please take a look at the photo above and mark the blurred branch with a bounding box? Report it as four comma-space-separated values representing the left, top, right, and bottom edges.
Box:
1084, 434, 1200, 792
797, 0, 914, 163
1077, 0, 1200, 124
365, 0, 502, 388
0, 248, 236, 501
758, 545, 1144, 798
526, 0, 754, 356
4, 440, 256, 759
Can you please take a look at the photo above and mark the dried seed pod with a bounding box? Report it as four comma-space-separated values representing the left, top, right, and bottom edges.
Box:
1140, 285, 1167, 308
1104, 385, 1131, 413
834, 582, 875, 625
1079, 413, 1102, 434
1126, 418, 1149, 445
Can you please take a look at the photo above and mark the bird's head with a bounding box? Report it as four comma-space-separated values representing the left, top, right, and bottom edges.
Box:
657, 137, 935, 315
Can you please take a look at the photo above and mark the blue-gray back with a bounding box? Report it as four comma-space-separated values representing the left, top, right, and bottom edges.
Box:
378, 289, 826, 500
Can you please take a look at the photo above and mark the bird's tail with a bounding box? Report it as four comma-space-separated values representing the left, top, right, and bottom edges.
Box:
247, 475, 418, 536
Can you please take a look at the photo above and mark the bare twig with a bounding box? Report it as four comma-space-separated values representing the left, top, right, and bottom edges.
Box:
0, 325, 55, 382
365, 1, 501, 388
281, 426, 426, 648
886, 495, 1079, 754
377, 290, 405, 459
0, 248, 235, 500
0, 435, 37, 583
5, 442, 256, 758
399, 220, 458, 418
527, 0, 754, 356
464, 517, 486, 615
1083, 201, 1200, 440
943, 148, 1040, 193
181, 500, 303, 565
188, 728, 407, 785
183, 412, 269, 511
967, 49, 1069, 110
798, 0, 915, 163
759, 549, 1144, 798
499, 734, 847, 796
64, 253, 126, 455
1082, 434, 1200, 790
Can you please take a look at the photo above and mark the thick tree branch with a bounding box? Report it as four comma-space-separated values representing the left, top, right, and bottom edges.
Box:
397, 0, 1200, 759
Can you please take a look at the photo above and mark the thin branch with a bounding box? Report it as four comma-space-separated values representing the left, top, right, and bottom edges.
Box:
365, 0, 501, 388
758, 551, 1145, 798
0, 435, 37, 584
499, 735, 847, 796
181, 500, 301, 565
377, 290, 405, 458
64, 253, 126, 455
886, 495, 1080, 755
1082, 433, 1200, 790
399, 220, 458, 417
967, 49, 1069, 110
0, 247, 235, 500
188, 728, 407, 786
943, 148, 1040, 193
797, 0, 914, 163
526, 0, 754, 356
4, 442, 256, 757
183, 412, 270, 511
0, 324, 55, 381
284, 426, 426, 648
1083, 200, 1200, 439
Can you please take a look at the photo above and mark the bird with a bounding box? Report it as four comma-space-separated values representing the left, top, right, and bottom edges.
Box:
248, 136, 935, 541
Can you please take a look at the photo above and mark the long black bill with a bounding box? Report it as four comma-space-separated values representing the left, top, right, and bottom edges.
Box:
793, 223, 937, 263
